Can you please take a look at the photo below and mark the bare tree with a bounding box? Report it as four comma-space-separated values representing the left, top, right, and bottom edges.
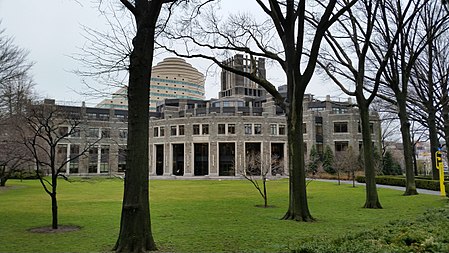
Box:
238, 151, 270, 208
406, 3, 449, 180
375, 0, 448, 192
0, 25, 33, 90
315, 0, 396, 208
161, 0, 357, 221
333, 146, 359, 187
0, 25, 35, 186
16, 102, 96, 230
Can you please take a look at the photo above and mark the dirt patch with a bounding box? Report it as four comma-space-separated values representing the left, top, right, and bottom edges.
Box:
0, 186, 24, 192
28, 225, 81, 233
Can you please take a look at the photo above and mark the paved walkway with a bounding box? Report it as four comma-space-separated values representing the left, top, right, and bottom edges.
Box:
312, 178, 442, 196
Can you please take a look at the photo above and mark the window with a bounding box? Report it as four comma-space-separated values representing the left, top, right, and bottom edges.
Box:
119, 129, 128, 139
88, 128, 99, 138
193, 124, 200, 135
153, 127, 159, 137
244, 124, 252, 135
279, 125, 286, 135
332, 107, 348, 114
160, 126, 165, 137
202, 124, 209, 135
179, 125, 185, 136
88, 147, 98, 173
58, 126, 68, 137
303, 123, 307, 134
254, 124, 261, 135
98, 114, 109, 121
101, 128, 110, 138
69, 144, 80, 173
218, 124, 226, 134
118, 147, 126, 172
358, 122, 374, 134
334, 122, 348, 133
171, 126, 177, 136
335, 141, 349, 152
70, 127, 80, 138
270, 124, 277, 135
228, 124, 236, 134
100, 146, 109, 173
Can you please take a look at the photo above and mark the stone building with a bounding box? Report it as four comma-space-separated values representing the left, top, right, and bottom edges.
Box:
50, 91, 381, 177
51, 54, 381, 177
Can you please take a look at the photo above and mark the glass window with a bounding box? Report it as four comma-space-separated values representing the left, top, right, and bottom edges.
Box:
279, 125, 286, 135
100, 146, 109, 173
193, 124, 200, 135
179, 125, 185, 136
88, 128, 99, 138
334, 122, 348, 133
118, 147, 126, 172
88, 147, 98, 173
58, 126, 69, 137
228, 124, 235, 134
119, 129, 128, 139
218, 124, 225, 135
254, 124, 261, 135
70, 127, 80, 138
101, 128, 110, 138
270, 124, 277, 135
202, 124, 209, 135
244, 124, 252, 135
303, 123, 306, 134
335, 141, 349, 152
153, 127, 158, 137
160, 126, 165, 137
171, 126, 177, 136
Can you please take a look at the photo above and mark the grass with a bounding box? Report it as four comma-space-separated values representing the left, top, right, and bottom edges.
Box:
0, 178, 446, 252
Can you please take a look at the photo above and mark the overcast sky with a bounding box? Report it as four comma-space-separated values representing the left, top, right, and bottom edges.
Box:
0, 0, 342, 107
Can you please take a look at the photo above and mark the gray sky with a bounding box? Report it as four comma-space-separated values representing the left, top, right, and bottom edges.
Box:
0, 0, 342, 106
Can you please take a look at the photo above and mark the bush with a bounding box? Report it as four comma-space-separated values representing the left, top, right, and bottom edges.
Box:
293, 207, 449, 253
356, 175, 449, 194
9, 170, 40, 180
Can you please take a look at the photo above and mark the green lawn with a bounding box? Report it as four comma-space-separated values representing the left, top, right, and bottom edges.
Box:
0, 178, 446, 252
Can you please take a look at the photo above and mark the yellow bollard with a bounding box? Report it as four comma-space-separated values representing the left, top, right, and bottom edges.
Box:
435, 151, 446, 197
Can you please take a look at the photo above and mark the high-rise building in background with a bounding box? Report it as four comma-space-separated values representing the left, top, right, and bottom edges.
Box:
220, 54, 266, 99
97, 57, 205, 111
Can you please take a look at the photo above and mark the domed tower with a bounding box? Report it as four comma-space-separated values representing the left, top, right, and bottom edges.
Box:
97, 57, 205, 111
150, 57, 205, 111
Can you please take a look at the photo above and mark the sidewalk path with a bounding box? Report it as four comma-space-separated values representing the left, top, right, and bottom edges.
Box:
311, 178, 441, 196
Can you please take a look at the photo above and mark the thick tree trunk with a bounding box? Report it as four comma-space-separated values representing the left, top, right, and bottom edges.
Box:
0, 177, 7, 186
114, 3, 162, 252
428, 109, 439, 180
282, 94, 314, 221
396, 97, 417, 195
359, 105, 382, 208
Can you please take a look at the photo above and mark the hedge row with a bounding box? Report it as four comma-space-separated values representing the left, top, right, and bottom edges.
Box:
355, 175, 448, 194
293, 207, 449, 253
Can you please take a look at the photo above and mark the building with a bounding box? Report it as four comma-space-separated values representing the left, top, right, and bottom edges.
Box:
50, 55, 381, 177
220, 54, 267, 99
51, 93, 381, 177
97, 57, 205, 111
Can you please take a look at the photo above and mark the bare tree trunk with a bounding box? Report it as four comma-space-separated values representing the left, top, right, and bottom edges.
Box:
263, 178, 267, 208
396, 97, 417, 195
114, 2, 163, 252
51, 193, 58, 229
0, 177, 7, 186
359, 105, 382, 208
428, 111, 440, 180
282, 88, 314, 221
